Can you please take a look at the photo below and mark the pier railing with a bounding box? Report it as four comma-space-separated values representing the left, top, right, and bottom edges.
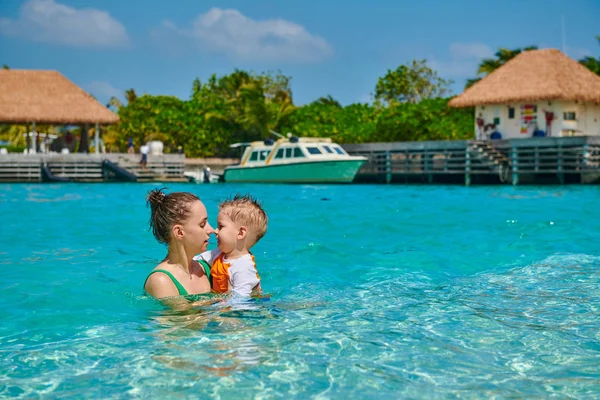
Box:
0, 153, 185, 183
343, 136, 600, 185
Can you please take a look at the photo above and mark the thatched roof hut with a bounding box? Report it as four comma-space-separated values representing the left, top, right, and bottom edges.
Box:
0, 69, 118, 124
449, 49, 600, 108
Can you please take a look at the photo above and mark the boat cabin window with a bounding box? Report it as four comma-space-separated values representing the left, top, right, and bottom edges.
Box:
563, 111, 576, 121
249, 149, 270, 162
306, 146, 322, 155
322, 145, 334, 154
274, 146, 305, 159
332, 146, 345, 155
259, 150, 271, 161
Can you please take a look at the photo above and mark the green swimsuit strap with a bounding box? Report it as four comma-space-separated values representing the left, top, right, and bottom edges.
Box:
144, 269, 188, 296
197, 259, 212, 287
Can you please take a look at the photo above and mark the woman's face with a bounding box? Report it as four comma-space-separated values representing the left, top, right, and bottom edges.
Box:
181, 200, 214, 254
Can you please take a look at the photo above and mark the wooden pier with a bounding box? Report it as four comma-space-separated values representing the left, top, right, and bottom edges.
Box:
0, 153, 185, 183
343, 136, 600, 185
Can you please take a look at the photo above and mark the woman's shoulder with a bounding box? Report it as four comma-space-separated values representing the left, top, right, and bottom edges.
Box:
144, 265, 181, 297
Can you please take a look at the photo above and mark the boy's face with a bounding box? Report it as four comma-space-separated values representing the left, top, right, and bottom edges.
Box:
215, 212, 240, 254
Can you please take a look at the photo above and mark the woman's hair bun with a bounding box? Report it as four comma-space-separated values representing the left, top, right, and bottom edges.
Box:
146, 187, 167, 209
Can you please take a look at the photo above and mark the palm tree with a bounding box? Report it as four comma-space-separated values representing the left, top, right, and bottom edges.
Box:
266, 87, 296, 133
2, 65, 9, 70
464, 77, 482, 89
191, 77, 202, 100
316, 95, 342, 108
465, 46, 538, 89
124, 88, 137, 104
202, 70, 297, 142
579, 36, 600, 75
106, 96, 123, 111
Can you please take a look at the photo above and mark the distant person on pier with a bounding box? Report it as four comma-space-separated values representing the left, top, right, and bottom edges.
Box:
128, 137, 134, 154
140, 143, 149, 170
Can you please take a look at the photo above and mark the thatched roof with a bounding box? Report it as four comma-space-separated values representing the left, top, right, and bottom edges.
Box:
0, 69, 119, 124
449, 49, 600, 108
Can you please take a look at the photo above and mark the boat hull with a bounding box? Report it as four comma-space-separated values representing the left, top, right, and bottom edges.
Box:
224, 159, 366, 183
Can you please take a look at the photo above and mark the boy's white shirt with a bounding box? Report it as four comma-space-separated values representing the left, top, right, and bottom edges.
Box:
194, 249, 260, 297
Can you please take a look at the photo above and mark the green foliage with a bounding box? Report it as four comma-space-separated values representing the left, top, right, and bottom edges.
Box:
6, 64, 470, 157
376, 98, 473, 142
116, 95, 185, 147
0, 144, 27, 153
579, 36, 600, 75
108, 70, 298, 156
374, 59, 453, 105
281, 98, 473, 144
279, 100, 378, 144
0, 124, 26, 145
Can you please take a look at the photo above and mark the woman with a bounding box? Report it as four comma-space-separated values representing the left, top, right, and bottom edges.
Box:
143, 188, 214, 299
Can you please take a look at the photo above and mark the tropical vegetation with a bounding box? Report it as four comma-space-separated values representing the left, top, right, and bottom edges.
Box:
2, 37, 599, 157
100, 61, 473, 157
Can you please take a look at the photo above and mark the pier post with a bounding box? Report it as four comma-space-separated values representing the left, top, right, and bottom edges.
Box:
425, 150, 432, 183
78, 124, 89, 153
385, 151, 391, 184
26, 122, 31, 153
465, 148, 471, 186
557, 145, 564, 184
443, 148, 448, 172
534, 147, 539, 172
94, 123, 100, 155
32, 121, 37, 154
511, 146, 519, 185
581, 143, 589, 183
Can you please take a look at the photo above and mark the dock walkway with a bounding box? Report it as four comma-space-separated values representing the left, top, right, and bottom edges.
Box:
343, 136, 600, 185
0, 153, 185, 183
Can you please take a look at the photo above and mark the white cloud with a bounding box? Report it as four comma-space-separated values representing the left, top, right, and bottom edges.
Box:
85, 81, 121, 102
0, 0, 129, 48
160, 8, 332, 63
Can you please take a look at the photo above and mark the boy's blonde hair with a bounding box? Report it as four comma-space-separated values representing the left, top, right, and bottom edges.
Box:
219, 194, 268, 246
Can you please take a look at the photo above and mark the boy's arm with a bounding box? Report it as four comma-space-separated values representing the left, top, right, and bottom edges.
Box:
229, 259, 260, 297
193, 249, 220, 264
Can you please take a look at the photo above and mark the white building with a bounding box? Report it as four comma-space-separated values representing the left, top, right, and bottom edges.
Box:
449, 49, 600, 140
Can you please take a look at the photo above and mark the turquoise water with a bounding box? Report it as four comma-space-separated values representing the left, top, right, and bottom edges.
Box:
1, 183, 599, 398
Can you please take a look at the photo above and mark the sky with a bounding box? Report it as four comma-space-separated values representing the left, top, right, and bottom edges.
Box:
1, 0, 599, 107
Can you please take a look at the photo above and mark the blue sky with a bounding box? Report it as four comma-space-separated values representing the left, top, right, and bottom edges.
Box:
1, 0, 598, 106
